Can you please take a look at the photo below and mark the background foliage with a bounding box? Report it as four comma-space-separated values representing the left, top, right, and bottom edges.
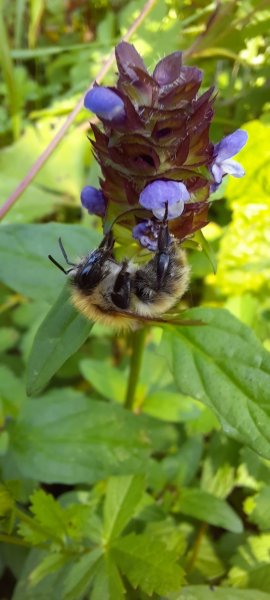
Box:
0, 0, 270, 599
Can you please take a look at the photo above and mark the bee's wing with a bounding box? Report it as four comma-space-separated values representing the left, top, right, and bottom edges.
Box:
109, 309, 204, 327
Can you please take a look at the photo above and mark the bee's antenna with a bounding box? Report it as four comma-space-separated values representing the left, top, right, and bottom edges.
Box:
58, 238, 76, 266
48, 254, 73, 275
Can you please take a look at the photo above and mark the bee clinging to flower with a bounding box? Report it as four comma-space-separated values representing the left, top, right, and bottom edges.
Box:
48, 205, 190, 330
49, 42, 247, 328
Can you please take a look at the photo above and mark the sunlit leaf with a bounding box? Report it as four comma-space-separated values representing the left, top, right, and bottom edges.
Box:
164, 307, 270, 459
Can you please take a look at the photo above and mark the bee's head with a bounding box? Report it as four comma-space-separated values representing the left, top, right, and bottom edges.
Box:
48, 232, 115, 293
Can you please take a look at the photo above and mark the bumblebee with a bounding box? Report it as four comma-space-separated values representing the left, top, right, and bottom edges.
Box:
48, 211, 190, 330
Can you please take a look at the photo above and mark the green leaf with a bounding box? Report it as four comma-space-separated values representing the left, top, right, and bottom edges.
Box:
0, 365, 26, 415
79, 359, 127, 404
142, 390, 201, 423
0, 175, 63, 224
26, 286, 93, 396
0, 122, 86, 205
0, 327, 19, 353
226, 533, 270, 592
176, 586, 270, 600
29, 552, 67, 587
90, 555, 125, 600
244, 487, 270, 531
0, 224, 99, 302
63, 549, 102, 600
12, 548, 67, 599
0, 483, 14, 516
7, 389, 158, 484
103, 475, 145, 542
193, 230, 217, 274
173, 488, 243, 533
161, 437, 203, 487
201, 434, 238, 499
112, 532, 184, 596
216, 120, 270, 296
164, 307, 270, 459
186, 535, 225, 580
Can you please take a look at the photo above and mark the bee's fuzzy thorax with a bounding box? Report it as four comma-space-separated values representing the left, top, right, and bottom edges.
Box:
70, 244, 190, 331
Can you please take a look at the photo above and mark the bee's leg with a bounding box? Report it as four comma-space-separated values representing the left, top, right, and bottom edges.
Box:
156, 204, 171, 287
99, 230, 115, 254
111, 261, 131, 309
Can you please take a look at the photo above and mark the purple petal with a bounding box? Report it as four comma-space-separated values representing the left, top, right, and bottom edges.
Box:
139, 180, 190, 220
211, 163, 223, 184
84, 86, 125, 123
132, 220, 159, 251
214, 129, 248, 161
80, 186, 106, 217
153, 52, 182, 85
221, 158, 245, 178
153, 201, 185, 220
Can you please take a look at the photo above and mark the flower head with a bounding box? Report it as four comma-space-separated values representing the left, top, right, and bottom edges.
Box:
81, 42, 247, 251
211, 129, 248, 186
80, 186, 106, 217
139, 180, 190, 220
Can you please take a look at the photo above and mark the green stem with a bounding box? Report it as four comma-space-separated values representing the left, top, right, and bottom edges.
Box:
186, 522, 208, 575
124, 328, 147, 411
0, 532, 31, 547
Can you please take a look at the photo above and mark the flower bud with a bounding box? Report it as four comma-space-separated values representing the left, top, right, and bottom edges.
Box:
84, 86, 126, 123
80, 186, 106, 217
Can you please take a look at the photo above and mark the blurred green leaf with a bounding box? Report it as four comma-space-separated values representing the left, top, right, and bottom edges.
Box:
0, 224, 99, 301
173, 487, 242, 533
216, 120, 270, 295
143, 390, 201, 423
244, 487, 270, 530
225, 533, 270, 591
161, 437, 203, 487
0, 365, 26, 414
103, 475, 144, 541
186, 535, 225, 580
63, 549, 103, 600
0, 122, 87, 203
176, 587, 270, 600
7, 388, 171, 484
0, 327, 19, 353
164, 307, 270, 459
79, 359, 127, 403
90, 555, 125, 600
26, 286, 93, 396
112, 532, 184, 596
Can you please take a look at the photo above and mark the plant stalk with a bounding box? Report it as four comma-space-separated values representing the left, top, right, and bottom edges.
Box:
124, 328, 147, 411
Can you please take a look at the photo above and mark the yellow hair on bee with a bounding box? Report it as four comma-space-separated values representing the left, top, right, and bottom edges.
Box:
71, 289, 139, 330
71, 246, 190, 331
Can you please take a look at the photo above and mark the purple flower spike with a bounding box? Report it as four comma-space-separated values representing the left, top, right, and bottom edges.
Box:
211, 129, 248, 185
139, 180, 190, 220
80, 186, 106, 217
84, 86, 126, 123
